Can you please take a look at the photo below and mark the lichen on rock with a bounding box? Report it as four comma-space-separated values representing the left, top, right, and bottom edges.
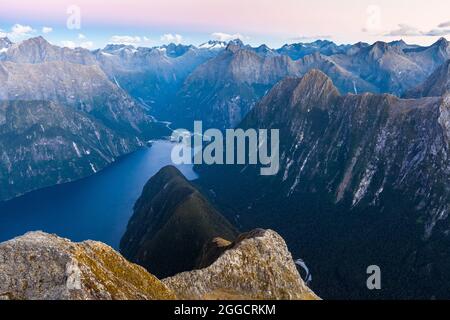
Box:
0, 231, 175, 300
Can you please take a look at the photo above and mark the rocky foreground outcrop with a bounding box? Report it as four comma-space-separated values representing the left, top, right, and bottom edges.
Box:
0, 232, 175, 300
163, 229, 319, 300
0, 230, 317, 300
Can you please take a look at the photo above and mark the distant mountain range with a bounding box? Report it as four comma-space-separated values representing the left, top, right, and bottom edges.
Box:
0, 35, 449, 201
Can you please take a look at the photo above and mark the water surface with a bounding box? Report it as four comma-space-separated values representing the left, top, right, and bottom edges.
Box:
0, 140, 196, 248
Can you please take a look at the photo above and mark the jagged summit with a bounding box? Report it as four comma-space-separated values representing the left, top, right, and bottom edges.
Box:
280, 69, 340, 110
164, 229, 319, 300
434, 37, 449, 47
199, 40, 227, 49
102, 43, 135, 52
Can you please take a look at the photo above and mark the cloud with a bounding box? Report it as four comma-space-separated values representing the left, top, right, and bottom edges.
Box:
0, 24, 35, 39
211, 32, 245, 42
385, 23, 450, 37
385, 24, 422, 37
42, 27, 53, 34
160, 33, 183, 44
438, 21, 450, 28
9, 24, 35, 39
424, 29, 450, 37
61, 40, 76, 49
80, 41, 94, 49
78, 33, 86, 39
110, 35, 142, 45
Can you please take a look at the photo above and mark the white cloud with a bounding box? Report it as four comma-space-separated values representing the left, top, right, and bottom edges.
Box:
80, 41, 94, 49
110, 35, 142, 45
0, 24, 35, 39
60, 40, 76, 49
160, 33, 183, 44
385, 24, 422, 37
438, 21, 450, 28
211, 32, 245, 42
9, 24, 35, 39
78, 33, 86, 39
42, 27, 53, 34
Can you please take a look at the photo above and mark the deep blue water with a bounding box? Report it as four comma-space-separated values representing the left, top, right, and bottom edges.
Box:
0, 140, 197, 249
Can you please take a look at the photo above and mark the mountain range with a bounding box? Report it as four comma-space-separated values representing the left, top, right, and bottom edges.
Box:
195, 69, 450, 299
1, 34, 450, 300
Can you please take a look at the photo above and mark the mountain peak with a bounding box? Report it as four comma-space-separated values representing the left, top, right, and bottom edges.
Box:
199, 40, 227, 50
26, 36, 51, 46
433, 37, 449, 48
13, 36, 54, 51
225, 39, 245, 52
120, 165, 238, 278
289, 69, 340, 109
228, 38, 244, 47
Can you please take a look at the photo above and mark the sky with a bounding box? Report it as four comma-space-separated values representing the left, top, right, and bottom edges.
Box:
0, 0, 449, 49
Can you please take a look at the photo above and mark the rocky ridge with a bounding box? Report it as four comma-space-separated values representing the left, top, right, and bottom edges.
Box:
0, 232, 175, 300
164, 229, 319, 300
0, 230, 317, 300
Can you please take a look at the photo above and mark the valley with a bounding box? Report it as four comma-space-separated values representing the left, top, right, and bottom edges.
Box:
0, 33, 449, 300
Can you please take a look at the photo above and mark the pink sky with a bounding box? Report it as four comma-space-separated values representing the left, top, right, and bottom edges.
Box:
0, 0, 449, 46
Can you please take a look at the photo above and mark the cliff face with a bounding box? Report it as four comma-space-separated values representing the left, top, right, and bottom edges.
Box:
120, 166, 238, 279
164, 229, 319, 300
0, 232, 175, 300
196, 70, 450, 299
0, 100, 141, 201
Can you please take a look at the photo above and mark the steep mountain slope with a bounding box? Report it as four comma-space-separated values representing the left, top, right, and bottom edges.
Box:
0, 60, 153, 136
0, 232, 175, 300
164, 229, 319, 300
196, 70, 450, 299
406, 37, 450, 75
404, 60, 450, 98
0, 37, 163, 201
120, 166, 238, 278
0, 100, 141, 201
